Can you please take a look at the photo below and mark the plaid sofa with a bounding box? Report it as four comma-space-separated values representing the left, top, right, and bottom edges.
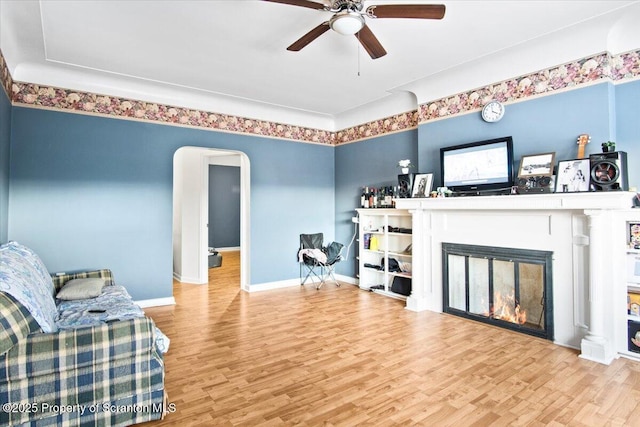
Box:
0, 244, 166, 426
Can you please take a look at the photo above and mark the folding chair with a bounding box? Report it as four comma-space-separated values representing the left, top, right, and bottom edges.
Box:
298, 233, 344, 289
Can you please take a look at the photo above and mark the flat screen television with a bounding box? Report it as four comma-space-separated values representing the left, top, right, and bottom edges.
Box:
440, 136, 514, 193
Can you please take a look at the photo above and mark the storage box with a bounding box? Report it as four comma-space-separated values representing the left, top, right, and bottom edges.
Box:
628, 291, 640, 316
629, 320, 640, 353
208, 252, 223, 268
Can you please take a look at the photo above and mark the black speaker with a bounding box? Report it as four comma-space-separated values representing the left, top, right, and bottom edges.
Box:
398, 173, 415, 198
589, 151, 628, 191
516, 176, 553, 194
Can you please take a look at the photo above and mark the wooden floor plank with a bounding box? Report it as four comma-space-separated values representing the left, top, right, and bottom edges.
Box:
142, 251, 640, 426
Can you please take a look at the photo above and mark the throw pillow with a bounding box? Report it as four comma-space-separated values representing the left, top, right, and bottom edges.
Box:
56, 278, 106, 300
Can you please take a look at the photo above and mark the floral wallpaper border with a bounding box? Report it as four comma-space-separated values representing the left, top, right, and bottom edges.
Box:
0, 49, 13, 103
418, 51, 640, 123
9, 80, 336, 146
1, 48, 639, 146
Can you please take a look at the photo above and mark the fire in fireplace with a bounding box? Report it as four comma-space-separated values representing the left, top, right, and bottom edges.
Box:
442, 243, 554, 340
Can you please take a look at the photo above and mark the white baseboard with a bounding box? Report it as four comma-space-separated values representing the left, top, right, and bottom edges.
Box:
249, 275, 358, 292
335, 274, 358, 285
249, 278, 301, 292
214, 246, 240, 252
172, 272, 207, 284
137, 297, 176, 308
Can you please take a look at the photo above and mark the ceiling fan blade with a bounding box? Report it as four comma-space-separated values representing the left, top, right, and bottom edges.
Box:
263, 0, 326, 10
366, 4, 446, 19
287, 22, 330, 51
356, 25, 387, 59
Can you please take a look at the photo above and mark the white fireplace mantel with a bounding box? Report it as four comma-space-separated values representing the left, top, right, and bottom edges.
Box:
396, 191, 636, 211
395, 191, 640, 365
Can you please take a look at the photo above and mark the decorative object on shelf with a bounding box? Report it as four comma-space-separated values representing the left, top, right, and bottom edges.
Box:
436, 186, 452, 197
481, 100, 505, 122
411, 173, 433, 198
576, 133, 591, 158
555, 159, 590, 193
397, 159, 413, 174
601, 141, 616, 153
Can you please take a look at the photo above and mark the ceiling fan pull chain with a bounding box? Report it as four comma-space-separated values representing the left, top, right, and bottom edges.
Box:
357, 31, 361, 76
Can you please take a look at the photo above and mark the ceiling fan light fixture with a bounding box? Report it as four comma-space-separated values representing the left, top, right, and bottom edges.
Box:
329, 10, 365, 35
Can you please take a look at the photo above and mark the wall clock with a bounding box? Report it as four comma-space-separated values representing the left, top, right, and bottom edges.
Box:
481, 100, 505, 122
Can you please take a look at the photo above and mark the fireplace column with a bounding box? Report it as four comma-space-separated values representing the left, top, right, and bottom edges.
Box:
405, 208, 432, 312
580, 209, 615, 364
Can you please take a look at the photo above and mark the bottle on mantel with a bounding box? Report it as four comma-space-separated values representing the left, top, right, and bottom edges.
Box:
359, 186, 401, 209
383, 186, 390, 208
391, 186, 397, 206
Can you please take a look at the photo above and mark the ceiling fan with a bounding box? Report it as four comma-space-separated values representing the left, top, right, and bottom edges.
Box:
263, 0, 446, 59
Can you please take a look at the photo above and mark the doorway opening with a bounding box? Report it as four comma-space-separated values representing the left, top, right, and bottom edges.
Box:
172, 147, 250, 291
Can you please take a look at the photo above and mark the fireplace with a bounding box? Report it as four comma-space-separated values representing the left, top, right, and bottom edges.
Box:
395, 192, 638, 364
442, 243, 554, 340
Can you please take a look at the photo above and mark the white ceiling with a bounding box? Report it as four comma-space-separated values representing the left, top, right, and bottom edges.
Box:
1, 0, 639, 130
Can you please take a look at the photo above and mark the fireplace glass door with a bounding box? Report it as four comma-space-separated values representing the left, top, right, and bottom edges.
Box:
443, 243, 553, 340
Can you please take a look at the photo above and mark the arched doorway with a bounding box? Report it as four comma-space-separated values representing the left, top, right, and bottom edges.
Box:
172, 147, 250, 291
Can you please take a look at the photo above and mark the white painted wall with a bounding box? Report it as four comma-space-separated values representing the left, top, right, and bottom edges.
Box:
173, 147, 207, 284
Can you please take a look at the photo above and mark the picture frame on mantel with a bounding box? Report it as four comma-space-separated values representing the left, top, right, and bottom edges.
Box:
518, 152, 556, 177
412, 173, 433, 198
555, 159, 590, 193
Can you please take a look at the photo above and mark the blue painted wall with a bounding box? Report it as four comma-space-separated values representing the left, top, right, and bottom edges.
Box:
208, 165, 240, 248
615, 79, 640, 189
334, 130, 418, 277
8, 107, 335, 299
333, 81, 638, 279
418, 83, 617, 188
5, 79, 639, 298
0, 87, 10, 243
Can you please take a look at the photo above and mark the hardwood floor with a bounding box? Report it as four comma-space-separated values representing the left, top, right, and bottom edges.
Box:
143, 252, 640, 426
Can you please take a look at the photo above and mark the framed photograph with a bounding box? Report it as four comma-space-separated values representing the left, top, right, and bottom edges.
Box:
555, 159, 590, 192
517, 152, 556, 177
411, 173, 433, 198
629, 223, 640, 248
629, 291, 640, 316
